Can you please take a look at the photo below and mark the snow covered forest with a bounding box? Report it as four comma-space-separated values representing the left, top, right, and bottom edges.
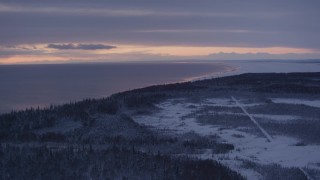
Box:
1, 72, 320, 179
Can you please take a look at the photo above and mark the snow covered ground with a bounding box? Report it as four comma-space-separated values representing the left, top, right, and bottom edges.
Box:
133, 97, 320, 179
271, 98, 320, 108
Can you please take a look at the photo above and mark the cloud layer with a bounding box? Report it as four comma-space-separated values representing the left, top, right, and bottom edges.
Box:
0, 0, 319, 50
0, 0, 319, 63
47, 43, 116, 50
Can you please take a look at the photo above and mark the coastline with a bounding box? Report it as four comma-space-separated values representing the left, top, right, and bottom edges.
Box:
1, 60, 319, 114
187, 60, 320, 82
184, 65, 240, 82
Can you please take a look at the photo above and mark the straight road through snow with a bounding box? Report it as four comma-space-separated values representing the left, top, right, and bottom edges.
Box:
231, 96, 315, 179
231, 96, 273, 142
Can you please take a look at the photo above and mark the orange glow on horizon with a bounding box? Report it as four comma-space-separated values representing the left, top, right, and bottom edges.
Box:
93, 44, 318, 56
129, 46, 316, 56
0, 55, 69, 64
0, 44, 319, 64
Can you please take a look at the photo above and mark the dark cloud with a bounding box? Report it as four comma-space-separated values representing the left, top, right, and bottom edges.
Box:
47, 43, 116, 50
0, 0, 319, 50
0, 47, 44, 58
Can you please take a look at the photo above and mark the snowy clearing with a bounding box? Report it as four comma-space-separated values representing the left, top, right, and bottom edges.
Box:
133, 97, 320, 179
271, 98, 320, 108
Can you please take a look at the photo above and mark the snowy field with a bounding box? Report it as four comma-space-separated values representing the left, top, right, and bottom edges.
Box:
133, 96, 320, 179
271, 98, 320, 108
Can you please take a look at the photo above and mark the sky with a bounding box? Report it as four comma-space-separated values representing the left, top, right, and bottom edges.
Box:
0, 0, 320, 64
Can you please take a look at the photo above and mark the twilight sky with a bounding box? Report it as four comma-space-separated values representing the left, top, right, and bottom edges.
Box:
0, 0, 320, 64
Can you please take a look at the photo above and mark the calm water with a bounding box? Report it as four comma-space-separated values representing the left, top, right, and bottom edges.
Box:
0, 62, 230, 114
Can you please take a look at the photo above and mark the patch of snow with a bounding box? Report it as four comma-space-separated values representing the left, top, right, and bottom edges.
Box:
271, 98, 320, 108
252, 114, 301, 121
204, 98, 235, 106
203, 98, 263, 107
213, 112, 301, 122
133, 98, 320, 178
134, 99, 217, 136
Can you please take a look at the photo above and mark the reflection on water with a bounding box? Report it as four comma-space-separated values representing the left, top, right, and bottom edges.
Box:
0, 62, 229, 114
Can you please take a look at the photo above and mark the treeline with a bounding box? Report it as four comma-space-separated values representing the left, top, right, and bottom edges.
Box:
257, 118, 320, 144
247, 103, 320, 118
0, 145, 244, 180
196, 72, 320, 94
241, 160, 307, 180
0, 90, 170, 142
